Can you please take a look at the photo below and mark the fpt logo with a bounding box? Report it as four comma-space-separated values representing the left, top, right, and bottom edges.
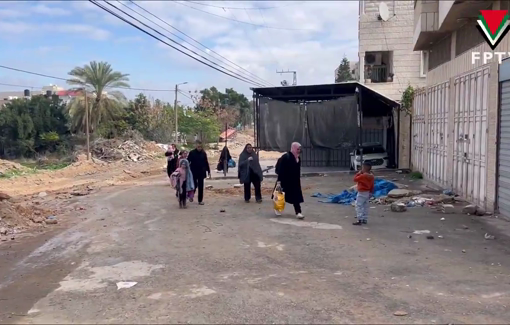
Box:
476, 10, 510, 50
471, 10, 510, 65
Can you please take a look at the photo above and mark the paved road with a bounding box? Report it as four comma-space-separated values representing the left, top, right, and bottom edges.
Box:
2, 174, 510, 323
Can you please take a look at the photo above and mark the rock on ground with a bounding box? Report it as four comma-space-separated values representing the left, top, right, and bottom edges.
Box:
388, 189, 410, 198
462, 204, 478, 215
391, 202, 407, 212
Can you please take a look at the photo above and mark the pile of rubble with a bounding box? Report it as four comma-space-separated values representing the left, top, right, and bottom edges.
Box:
371, 188, 470, 214
91, 131, 165, 162
0, 191, 57, 241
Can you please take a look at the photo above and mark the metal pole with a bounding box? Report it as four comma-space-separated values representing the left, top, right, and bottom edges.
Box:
174, 84, 178, 144
359, 88, 364, 165
355, 87, 363, 168
84, 90, 90, 160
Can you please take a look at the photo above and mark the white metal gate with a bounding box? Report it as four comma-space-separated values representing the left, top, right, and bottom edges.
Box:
412, 88, 426, 173
426, 82, 449, 187
453, 67, 489, 207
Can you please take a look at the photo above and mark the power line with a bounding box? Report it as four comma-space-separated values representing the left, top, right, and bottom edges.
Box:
182, 1, 299, 10
174, 1, 313, 31
0, 65, 179, 92
128, 0, 274, 87
117, 1, 272, 87
244, 7, 279, 64
91, 1, 268, 87
177, 89, 193, 101
105, 1, 267, 87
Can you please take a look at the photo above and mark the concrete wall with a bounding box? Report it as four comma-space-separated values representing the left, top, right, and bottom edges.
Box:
414, 0, 503, 210
359, 0, 426, 168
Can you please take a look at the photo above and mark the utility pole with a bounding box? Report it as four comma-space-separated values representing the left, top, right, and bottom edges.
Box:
174, 82, 188, 144
84, 89, 90, 160
276, 69, 297, 86
223, 99, 228, 177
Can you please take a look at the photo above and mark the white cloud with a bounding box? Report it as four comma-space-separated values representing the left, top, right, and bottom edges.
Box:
30, 4, 71, 16
0, 8, 28, 19
0, 22, 110, 41
0, 0, 361, 100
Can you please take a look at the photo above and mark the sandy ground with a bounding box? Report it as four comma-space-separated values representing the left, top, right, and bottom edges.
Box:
1, 173, 510, 324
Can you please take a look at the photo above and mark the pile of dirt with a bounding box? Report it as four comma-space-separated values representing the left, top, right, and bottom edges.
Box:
0, 200, 55, 236
208, 130, 283, 160
0, 159, 28, 176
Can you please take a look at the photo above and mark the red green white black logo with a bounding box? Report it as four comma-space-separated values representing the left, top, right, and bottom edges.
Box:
477, 10, 510, 50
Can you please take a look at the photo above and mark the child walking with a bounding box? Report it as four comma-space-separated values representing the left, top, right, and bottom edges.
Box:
171, 159, 195, 209
353, 162, 374, 225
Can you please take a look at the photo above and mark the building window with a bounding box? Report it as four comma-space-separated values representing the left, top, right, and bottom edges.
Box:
455, 22, 484, 56
420, 51, 428, 78
364, 51, 393, 83
429, 34, 452, 71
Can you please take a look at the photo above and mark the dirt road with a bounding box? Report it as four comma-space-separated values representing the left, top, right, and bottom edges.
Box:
1, 173, 510, 323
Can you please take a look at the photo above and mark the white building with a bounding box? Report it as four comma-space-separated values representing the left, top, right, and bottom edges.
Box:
410, 0, 510, 214
358, 0, 426, 168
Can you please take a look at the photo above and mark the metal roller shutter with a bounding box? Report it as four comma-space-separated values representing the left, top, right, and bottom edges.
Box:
498, 80, 510, 217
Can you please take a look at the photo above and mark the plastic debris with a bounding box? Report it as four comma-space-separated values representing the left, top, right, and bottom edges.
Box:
413, 230, 430, 235
312, 179, 398, 205
484, 233, 495, 240
116, 281, 137, 290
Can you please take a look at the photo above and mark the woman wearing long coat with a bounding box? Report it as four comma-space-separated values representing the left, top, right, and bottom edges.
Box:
165, 144, 179, 179
238, 144, 263, 203
275, 142, 304, 219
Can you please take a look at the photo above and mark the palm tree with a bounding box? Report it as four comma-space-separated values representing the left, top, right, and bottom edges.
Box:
66, 61, 130, 133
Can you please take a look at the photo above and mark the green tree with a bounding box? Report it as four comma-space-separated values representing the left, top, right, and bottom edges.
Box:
0, 96, 69, 157
66, 61, 130, 133
335, 55, 354, 83
125, 93, 151, 135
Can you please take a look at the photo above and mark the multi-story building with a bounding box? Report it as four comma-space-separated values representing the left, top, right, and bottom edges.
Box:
358, 0, 426, 168
411, 0, 510, 214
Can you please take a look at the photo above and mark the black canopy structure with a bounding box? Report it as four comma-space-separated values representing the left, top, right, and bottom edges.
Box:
251, 82, 401, 168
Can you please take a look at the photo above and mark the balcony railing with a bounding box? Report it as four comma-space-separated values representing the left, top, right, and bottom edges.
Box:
365, 65, 391, 83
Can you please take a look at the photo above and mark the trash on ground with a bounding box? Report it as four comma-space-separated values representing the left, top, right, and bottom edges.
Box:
391, 202, 407, 212
393, 310, 408, 316
484, 233, 496, 240
426, 235, 435, 240
443, 189, 455, 196
440, 217, 445, 221
116, 281, 137, 290
312, 179, 397, 205
413, 230, 430, 235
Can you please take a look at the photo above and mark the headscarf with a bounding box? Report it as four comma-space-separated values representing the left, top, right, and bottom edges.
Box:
179, 159, 195, 192
239, 144, 263, 180
220, 146, 231, 161
291, 142, 301, 162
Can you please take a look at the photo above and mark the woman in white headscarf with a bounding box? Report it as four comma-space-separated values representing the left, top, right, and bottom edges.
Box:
274, 142, 304, 219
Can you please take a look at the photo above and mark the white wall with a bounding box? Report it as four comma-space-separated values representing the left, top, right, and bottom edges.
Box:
359, 0, 426, 100
438, 0, 455, 28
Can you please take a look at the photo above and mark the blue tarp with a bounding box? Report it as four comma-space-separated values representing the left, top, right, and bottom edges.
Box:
311, 178, 398, 205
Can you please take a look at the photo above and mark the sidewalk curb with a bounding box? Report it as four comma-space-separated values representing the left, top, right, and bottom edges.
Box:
210, 170, 354, 181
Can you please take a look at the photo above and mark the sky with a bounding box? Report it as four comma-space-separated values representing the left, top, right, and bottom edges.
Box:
0, 0, 359, 105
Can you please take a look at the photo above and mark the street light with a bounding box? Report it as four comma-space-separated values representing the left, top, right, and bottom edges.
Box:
174, 81, 188, 143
